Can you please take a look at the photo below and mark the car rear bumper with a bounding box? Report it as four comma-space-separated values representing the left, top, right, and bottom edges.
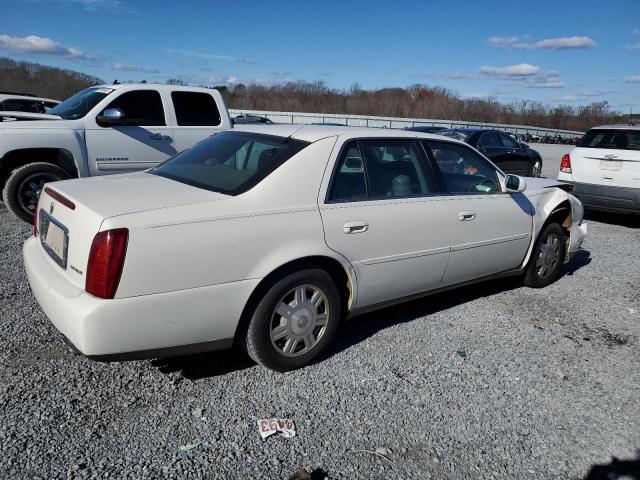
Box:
23, 237, 259, 360
563, 181, 640, 214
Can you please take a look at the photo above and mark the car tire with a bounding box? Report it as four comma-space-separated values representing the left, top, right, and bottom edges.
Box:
524, 223, 566, 288
529, 158, 542, 177
244, 268, 341, 371
2, 162, 70, 223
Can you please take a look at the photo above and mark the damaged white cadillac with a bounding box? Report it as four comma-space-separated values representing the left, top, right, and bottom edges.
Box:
23, 125, 587, 371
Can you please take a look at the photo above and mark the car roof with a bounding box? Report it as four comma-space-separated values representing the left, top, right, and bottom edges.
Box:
233, 124, 467, 144
0, 94, 59, 103
591, 124, 640, 130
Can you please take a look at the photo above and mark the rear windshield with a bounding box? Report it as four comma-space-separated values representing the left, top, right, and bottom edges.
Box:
439, 129, 471, 141
579, 129, 640, 151
151, 131, 309, 195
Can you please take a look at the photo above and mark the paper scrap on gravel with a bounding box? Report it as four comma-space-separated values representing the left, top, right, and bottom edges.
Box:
258, 419, 296, 439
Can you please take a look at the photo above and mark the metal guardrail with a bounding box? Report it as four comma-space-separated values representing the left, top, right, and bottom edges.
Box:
229, 108, 584, 137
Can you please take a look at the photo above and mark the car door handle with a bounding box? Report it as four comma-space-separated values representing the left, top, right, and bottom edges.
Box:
343, 221, 369, 234
458, 211, 476, 221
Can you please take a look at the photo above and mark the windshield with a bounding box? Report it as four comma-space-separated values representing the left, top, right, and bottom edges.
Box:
439, 129, 470, 141
48, 87, 113, 120
579, 129, 640, 151
152, 131, 309, 195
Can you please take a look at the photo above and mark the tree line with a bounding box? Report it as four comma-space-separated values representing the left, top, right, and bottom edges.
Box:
209, 81, 626, 132
0, 57, 103, 101
0, 57, 626, 131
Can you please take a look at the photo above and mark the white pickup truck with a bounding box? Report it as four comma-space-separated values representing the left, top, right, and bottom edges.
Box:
0, 83, 232, 222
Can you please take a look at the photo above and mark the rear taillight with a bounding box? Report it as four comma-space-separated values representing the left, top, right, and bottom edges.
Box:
560, 153, 572, 174
33, 209, 38, 237
86, 229, 129, 299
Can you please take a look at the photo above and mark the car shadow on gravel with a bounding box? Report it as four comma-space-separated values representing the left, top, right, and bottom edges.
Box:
151, 253, 592, 380
585, 211, 640, 228
151, 348, 255, 380
582, 451, 640, 480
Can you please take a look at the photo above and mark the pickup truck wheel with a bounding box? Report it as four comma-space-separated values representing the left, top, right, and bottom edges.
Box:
2, 162, 70, 223
244, 269, 341, 371
524, 223, 566, 288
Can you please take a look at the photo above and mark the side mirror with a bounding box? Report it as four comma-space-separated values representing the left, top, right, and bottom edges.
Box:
505, 174, 526, 192
97, 108, 125, 126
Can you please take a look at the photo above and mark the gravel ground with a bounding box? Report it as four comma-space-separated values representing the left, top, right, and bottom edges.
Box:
1, 166, 639, 479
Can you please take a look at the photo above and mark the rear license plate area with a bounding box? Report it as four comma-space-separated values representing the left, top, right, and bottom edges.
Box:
39, 210, 69, 269
599, 159, 621, 171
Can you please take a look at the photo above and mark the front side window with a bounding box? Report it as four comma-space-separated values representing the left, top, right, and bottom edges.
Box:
101, 90, 165, 126
579, 129, 640, 151
328, 139, 432, 202
49, 87, 113, 120
424, 140, 501, 194
499, 132, 520, 149
152, 131, 308, 195
171, 91, 221, 126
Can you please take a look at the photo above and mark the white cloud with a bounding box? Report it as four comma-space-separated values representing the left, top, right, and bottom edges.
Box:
0, 33, 95, 60
487, 36, 520, 48
431, 71, 474, 80
113, 63, 159, 73
624, 43, 640, 50
167, 49, 257, 64
489, 35, 596, 50
479, 63, 540, 76
624, 76, 640, 83
633, 29, 640, 35
226, 76, 240, 85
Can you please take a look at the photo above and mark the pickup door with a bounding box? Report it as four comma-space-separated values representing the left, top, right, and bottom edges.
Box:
169, 90, 228, 152
85, 89, 177, 175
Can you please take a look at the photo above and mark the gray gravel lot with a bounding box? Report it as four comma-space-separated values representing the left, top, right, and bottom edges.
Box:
1, 151, 639, 478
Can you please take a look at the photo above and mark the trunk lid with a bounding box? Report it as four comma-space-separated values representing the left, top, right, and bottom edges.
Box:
570, 128, 640, 188
35, 172, 226, 290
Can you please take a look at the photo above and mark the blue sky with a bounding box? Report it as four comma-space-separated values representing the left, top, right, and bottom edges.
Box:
0, 0, 638, 112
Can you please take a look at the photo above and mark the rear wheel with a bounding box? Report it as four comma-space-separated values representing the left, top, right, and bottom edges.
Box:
524, 223, 566, 288
529, 158, 542, 177
2, 162, 70, 223
243, 269, 341, 371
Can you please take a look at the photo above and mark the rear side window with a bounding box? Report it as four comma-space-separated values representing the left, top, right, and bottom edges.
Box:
328, 139, 432, 202
1, 99, 40, 113
424, 140, 501, 194
478, 132, 501, 147
171, 91, 221, 126
579, 129, 640, 151
152, 131, 308, 195
101, 90, 165, 126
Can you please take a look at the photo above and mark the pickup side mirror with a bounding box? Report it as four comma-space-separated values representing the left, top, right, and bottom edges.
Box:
97, 108, 125, 126
505, 174, 526, 192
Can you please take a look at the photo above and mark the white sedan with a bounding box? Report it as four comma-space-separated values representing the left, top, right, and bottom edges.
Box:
23, 125, 587, 371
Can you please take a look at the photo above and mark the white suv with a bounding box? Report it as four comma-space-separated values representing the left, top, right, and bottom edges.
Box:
557, 124, 640, 214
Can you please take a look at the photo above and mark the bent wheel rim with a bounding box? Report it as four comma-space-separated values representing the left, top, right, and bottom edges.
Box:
17, 173, 61, 216
535, 233, 561, 279
270, 284, 329, 358
532, 161, 542, 177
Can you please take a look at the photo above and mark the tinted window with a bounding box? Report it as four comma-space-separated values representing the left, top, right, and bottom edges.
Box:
499, 132, 520, 148
579, 129, 640, 151
152, 131, 308, 195
329, 139, 432, 202
171, 91, 221, 126
328, 142, 367, 202
425, 140, 500, 194
102, 90, 165, 126
1, 99, 40, 113
478, 132, 501, 147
